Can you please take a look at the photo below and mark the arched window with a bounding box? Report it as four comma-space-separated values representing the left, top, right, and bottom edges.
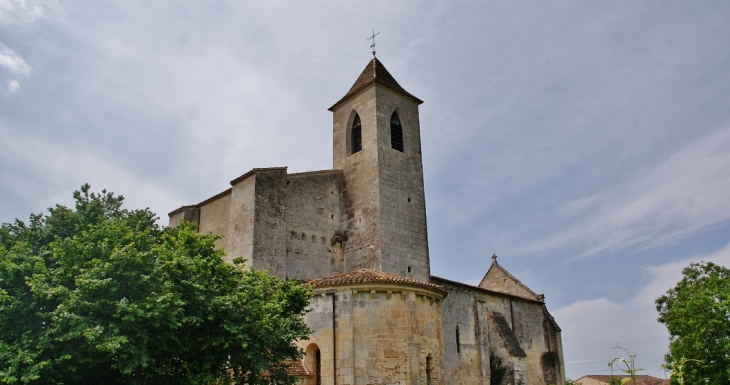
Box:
305, 344, 321, 385
352, 114, 362, 154
390, 112, 403, 152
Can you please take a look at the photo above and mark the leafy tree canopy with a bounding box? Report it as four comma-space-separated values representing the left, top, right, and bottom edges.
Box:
0, 184, 312, 384
655, 261, 730, 385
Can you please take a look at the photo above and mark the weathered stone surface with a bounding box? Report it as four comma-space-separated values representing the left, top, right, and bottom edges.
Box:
167, 57, 565, 385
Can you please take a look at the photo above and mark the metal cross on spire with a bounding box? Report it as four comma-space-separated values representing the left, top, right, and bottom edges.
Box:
367, 29, 380, 57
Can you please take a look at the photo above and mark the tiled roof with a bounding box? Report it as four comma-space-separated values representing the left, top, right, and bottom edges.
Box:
230, 167, 287, 186
329, 57, 423, 111
284, 357, 313, 377
579, 375, 669, 385
308, 269, 446, 295
430, 275, 546, 304
168, 205, 198, 217
479, 257, 541, 301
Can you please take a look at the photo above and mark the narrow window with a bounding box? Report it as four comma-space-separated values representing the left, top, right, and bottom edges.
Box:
352, 114, 362, 154
315, 349, 321, 385
456, 326, 461, 353
426, 354, 433, 385
390, 112, 403, 152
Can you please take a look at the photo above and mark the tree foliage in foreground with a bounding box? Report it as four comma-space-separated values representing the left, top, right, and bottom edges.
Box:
0, 185, 312, 384
655, 261, 730, 385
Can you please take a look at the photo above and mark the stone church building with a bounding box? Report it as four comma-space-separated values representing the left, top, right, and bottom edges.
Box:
169, 57, 565, 385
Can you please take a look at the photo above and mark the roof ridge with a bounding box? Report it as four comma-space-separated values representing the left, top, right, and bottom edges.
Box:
329, 58, 422, 111
480, 258, 540, 301
308, 269, 446, 295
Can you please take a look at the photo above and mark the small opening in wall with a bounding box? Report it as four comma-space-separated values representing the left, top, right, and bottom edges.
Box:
426, 354, 433, 385
408, 197, 411, 202
407, 266, 412, 273
331, 215, 334, 219
456, 326, 461, 354
358, 218, 362, 224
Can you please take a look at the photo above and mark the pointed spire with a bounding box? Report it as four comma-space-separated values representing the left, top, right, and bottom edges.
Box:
329, 57, 423, 111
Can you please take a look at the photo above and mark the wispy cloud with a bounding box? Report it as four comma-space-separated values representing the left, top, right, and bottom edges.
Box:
0, 122, 186, 222
0, 0, 65, 94
0, 0, 64, 27
0, 42, 30, 94
521, 126, 730, 260
554, 241, 730, 379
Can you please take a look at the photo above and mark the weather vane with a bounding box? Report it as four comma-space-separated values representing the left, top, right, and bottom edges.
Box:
367, 29, 380, 57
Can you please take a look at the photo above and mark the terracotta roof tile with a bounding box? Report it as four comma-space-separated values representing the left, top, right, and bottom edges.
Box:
309, 269, 446, 296
284, 357, 313, 377
329, 58, 423, 111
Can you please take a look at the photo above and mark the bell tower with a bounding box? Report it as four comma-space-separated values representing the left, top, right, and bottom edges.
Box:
329, 58, 430, 282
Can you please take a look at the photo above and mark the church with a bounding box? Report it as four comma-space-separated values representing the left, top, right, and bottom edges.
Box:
169, 57, 565, 385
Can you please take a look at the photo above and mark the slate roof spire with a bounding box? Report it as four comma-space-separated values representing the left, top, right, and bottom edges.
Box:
329, 57, 423, 111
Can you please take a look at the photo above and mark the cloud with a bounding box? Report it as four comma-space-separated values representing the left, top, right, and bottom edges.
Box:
520, 126, 730, 259
0, 0, 65, 94
0, 121, 186, 223
5, 79, 19, 93
0, 0, 64, 27
0, 43, 30, 76
554, 241, 730, 379
0, 43, 30, 95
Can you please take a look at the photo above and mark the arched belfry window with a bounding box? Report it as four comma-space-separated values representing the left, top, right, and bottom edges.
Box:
352, 114, 362, 154
390, 112, 403, 152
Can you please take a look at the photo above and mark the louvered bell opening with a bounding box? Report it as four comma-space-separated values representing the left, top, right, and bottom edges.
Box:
390, 113, 403, 152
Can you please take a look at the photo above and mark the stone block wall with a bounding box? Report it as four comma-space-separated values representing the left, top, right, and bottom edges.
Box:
435, 279, 565, 385
302, 285, 444, 385
197, 191, 231, 251
225, 171, 257, 266
375, 86, 430, 283
250, 168, 288, 276
439, 285, 490, 385
332, 86, 383, 273
285, 170, 346, 281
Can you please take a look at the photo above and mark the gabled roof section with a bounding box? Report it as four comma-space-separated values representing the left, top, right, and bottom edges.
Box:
478, 255, 541, 302
329, 57, 423, 111
491, 312, 526, 357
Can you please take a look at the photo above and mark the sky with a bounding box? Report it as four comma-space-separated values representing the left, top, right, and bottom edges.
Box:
2, 0, 730, 380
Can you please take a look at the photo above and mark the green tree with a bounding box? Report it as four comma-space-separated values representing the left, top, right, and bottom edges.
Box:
0, 185, 312, 384
655, 261, 730, 385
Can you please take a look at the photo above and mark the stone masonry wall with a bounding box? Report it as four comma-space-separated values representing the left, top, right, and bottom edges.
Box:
302, 285, 444, 385
440, 285, 489, 385
251, 168, 288, 277
332, 86, 383, 273
225, 173, 256, 266
481, 294, 555, 385
285, 170, 346, 281
197, 192, 231, 251
435, 279, 565, 385
375, 86, 430, 282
